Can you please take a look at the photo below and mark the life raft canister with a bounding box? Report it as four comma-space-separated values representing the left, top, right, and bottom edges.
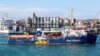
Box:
24, 32, 29, 35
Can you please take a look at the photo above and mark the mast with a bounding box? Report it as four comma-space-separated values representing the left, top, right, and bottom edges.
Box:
70, 9, 74, 28
93, 12, 99, 33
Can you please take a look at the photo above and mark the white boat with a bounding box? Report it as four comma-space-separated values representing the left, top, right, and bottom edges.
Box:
0, 18, 9, 34
0, 29, 9, 34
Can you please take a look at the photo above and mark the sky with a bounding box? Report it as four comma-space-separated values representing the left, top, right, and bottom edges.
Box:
0, 0, 100, 19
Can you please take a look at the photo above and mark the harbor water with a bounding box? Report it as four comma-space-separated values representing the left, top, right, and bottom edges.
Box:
0, 34, 100, 56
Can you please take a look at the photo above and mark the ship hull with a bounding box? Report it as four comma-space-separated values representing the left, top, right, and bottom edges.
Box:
8, 39, 35, 44
8, 35, 97, 44
49, 33, 97, 44
8, 32, 97, 44
48, 36, 97, 44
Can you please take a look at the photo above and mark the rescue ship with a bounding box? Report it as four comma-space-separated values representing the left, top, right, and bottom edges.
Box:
34, 29, 97, 45
8, 28, 97, 45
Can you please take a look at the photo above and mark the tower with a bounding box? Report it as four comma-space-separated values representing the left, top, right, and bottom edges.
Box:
70, 9, 74, 27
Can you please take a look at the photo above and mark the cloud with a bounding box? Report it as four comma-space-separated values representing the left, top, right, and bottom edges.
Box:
0, 4, 97, 19
0, 5, 62, 19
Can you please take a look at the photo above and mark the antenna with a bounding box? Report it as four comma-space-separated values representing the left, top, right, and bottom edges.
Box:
95, 12, 100, 19
4, 13, 8, 20
70, 9, 74, 28
1, 13, 8, 21
71, 9, 74, 20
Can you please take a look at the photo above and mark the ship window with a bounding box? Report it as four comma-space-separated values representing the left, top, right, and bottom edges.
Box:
50, 32, 61, 37
36, 31, 42, 36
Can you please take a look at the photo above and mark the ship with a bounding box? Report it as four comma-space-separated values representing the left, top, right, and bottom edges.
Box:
8, 9, 97, 44
34, 28, 97, 44
8, 28, 97, 44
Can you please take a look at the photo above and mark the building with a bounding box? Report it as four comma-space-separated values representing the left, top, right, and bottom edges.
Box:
32, 13, 64, 31
5, 20, 14, 27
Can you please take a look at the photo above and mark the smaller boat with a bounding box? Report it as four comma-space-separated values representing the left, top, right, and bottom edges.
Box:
35, 39, 48, 45
0, 18, 9, 34
34, 30, 48, 45
8, 32, 35, 44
